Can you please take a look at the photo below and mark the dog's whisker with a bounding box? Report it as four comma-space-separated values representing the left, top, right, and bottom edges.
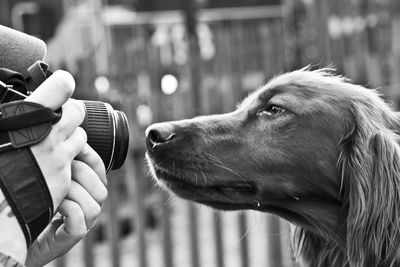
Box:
165, 194, 175, 205
150, 183, 159, 191
249, 211, 262, 229
203, 152, 226, 166
238, 216, 252, 241
145, 170, 152, 177
214, 163, 249, 185
193, 163, 208, 185
202, 152, 249, 184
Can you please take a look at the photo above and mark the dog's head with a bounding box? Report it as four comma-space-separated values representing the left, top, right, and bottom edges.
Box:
145, 69, 400, 264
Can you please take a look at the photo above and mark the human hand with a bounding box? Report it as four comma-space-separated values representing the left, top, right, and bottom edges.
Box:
25, 144, 107, 267
0, 70, 87, 264
27, 70, 87, 210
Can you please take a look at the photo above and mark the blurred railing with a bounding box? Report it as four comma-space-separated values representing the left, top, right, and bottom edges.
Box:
46, 1, 400, 267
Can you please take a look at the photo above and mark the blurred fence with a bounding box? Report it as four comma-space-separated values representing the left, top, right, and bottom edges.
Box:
45, 0, 400, 267
284, 0, 400, 103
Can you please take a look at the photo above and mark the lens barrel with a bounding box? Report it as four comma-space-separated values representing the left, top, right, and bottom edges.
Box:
80, 101, 129, 172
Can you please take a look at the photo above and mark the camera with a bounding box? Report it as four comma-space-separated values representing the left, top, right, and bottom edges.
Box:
79, 100, 129, 172
0, 70, 129, 172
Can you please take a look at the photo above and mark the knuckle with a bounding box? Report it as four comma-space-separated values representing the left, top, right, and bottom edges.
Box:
58, 161, 71, 176
32, 139, 71, 174
70, 99, 86, 122
73, 231, 87, 240
93, 154, 106, 176
93, 204, 102, 217
67, 129, 87, 159
87, 203, 102, 220
66, 204, 87, 236
35, 136, 56, 155
69, 201, 83, 214
76, 127, 88, 144
97, 186, 108, 204
63, 99, 86, 124
55, 159, 72, 182
67, 225, 87, 239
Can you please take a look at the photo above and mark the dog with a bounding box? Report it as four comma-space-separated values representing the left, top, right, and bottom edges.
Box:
145, 68, 400, 267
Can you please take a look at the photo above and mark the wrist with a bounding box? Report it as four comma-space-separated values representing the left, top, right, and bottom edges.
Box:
0, 190, 27, 263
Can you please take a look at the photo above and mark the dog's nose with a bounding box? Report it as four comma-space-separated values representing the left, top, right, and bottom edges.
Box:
145, 123, 175, 151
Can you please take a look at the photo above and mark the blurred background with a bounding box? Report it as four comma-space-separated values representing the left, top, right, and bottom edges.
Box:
1, 0, 400, 266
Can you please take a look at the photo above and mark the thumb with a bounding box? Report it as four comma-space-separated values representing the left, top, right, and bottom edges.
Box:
25, 70, 75, 110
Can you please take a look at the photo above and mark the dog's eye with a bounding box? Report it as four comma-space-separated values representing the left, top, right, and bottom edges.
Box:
256, 105, 285, 117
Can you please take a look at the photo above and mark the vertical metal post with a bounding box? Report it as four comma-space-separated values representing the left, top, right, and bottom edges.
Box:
181, 0, 202, 116
213, 211, 225, 267
266, 215, 283, 267
181, 1, 201, 267
131, 151, 149, 267
123, 96, 148, 267
0, 0, 10, 26
161, 98, 174, 267
314, 0, 332, 64
83, 231, 94, 267
390, 2, 400, 102
161, 192, 174, 267
107, 175, 121, 267
238, 213, 249, 267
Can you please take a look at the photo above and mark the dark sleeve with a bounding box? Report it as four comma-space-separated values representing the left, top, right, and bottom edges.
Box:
0, 253, 25, 267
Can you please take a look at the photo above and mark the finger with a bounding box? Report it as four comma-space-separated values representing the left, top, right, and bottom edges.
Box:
25, 70, 75, 110
72, 159, 107, 204
56, 199, 87, 239
32, 214, 64, 244
37, 214, 64, 241
66, 180, 102, 229
63, 127, 87, 160
27, 213, 69, 266
75, 144, 107, 186
52, 99, 86, 140
51, 213, 65, 226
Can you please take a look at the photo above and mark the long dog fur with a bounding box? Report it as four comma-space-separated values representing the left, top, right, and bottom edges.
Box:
146, 68, 400, 266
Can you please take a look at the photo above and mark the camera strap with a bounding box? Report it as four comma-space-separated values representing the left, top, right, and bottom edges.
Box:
0, 100, 61, 152
0, 68, 61, 245
0, 148, 53, 246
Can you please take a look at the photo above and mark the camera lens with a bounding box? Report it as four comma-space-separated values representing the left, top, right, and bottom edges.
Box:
80, 101, 129, 172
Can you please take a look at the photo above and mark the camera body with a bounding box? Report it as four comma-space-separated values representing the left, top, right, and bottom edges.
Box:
0, 66, 129, 172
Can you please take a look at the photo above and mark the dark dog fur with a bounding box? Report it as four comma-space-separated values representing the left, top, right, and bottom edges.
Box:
145, 68, 400, 267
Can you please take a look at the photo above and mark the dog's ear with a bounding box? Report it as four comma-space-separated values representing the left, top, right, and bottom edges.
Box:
339, 105, 400, 266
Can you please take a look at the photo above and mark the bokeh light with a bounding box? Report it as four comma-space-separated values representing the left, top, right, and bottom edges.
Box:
136, 104, 153, 127
94, 76, 110, 94
161, 74, 178, 95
